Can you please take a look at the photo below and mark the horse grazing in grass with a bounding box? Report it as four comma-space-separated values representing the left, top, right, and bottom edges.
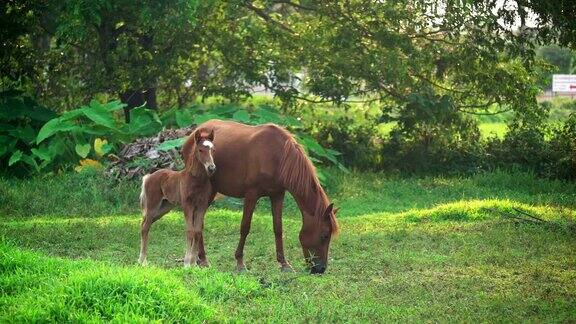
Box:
139, 129, 216, 268
182, 120, 339, 274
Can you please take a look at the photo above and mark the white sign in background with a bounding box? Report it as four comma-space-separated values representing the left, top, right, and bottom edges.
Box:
552, 74, 576, 93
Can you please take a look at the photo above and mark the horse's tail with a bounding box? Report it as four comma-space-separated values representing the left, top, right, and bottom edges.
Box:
139, 174, 150, 214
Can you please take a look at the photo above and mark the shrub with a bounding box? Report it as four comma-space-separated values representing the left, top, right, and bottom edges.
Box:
380, 91, 483, 174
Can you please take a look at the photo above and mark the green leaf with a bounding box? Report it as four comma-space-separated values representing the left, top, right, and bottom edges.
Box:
8, 150, 23, 166
193, 113, 218, 125
232, 109, 251, 123
157, 137, 185, 151
36, 118, 77, 144
211, 105, 237, 116
128, 107, 162, 136
102, 100, 127, 112
75, 143, 91, 158
31, 147, 52, 161
81, 104, 117, 129
176, 110, 194, 127
8, 124, 36, 144
20, 153, 39, 171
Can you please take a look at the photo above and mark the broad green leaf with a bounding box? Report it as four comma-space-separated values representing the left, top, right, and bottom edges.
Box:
103, 100, 127, 112
299, 136, 327, 157
232, 109, 250, 123
254, 108, 282, 124
20, 153, 39, 171
128, 107, 162, 136
211, 105, 237, 116
75, 143, 91, 158
176, 110, 194, 127
81, 104, 117, 129
31, 147, 52, 161
36, 118, 76, 143
8, 150, 23, 166
157, 137, 185, 151
8, 124, 36, 144
193, 113, 218, 125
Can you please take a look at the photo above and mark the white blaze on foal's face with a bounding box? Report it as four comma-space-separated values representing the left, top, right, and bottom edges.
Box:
199, 140, 216, 175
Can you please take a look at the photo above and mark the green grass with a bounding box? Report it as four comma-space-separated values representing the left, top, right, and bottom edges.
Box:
1, 170, 575, 322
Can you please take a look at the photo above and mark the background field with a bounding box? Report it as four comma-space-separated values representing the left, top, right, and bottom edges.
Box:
1, 170, 575, 322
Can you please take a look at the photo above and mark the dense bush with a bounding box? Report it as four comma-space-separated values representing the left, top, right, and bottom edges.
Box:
381, 91, 484, 174
1, 97, 345, 177
0, 91, 57, 176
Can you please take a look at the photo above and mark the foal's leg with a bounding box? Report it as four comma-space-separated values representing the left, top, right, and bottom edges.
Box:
271, 192, 293, 272
139, 200, 173, 265
193, 204, 209, 267
183, 201, 206, 268
197, 192, 216, 267
235, 193, 257, 272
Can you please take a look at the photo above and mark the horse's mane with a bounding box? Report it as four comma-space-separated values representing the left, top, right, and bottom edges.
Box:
182, 131, 203, 176
278, 131, 339, 234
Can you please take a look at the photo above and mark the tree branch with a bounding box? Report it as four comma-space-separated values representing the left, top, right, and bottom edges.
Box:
242, 1, 296, 34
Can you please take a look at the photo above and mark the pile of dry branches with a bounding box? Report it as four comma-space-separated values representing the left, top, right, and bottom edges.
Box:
106, 126, 195, 180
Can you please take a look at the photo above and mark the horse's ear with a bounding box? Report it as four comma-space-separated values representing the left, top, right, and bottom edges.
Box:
194, 130, 202, 142
207, 129, 214, 141
334, 207, 340, 215
324, 203, 334, 219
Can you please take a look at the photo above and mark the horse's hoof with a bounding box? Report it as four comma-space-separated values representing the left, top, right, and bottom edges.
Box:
138, 259, 148, 266
197, 260, 210, 268
235, 265, 248, 273
280, 264, 294, 273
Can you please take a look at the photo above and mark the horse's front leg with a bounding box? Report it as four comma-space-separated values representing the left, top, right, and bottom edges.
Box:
194, 203, 210, 267
197, 192, 216, 267
271, 192, 293, 272
235, 192, 258, 272
183, 201, 199, 268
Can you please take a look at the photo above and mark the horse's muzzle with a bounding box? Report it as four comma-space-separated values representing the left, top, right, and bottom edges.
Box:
207, 165, 216, 176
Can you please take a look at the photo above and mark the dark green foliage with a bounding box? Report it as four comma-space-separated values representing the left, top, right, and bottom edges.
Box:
0, 91, 57, 175
382, 90, 483, 173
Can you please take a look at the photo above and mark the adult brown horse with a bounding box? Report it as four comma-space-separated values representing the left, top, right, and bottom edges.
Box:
182, 120, 339, 274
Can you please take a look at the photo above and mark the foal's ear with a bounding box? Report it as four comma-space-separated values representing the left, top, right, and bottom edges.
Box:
207, 129, 214, 141
194, 130, 202, 142
324, 203, 334, 218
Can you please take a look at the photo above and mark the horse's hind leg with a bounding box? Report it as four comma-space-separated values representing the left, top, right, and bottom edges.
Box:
271, 192, 293, 272
139, 200, 173, 265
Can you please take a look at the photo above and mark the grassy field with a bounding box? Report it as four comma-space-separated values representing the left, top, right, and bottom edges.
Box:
1, 170, 575, 322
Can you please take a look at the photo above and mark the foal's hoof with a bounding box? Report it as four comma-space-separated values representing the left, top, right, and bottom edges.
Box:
197, 260, 210, 268
235, 265, 248, 273
280, 264, 294, 273
138, 259, 148, 266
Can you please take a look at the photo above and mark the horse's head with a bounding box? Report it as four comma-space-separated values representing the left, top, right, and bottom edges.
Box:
299, 203, 339, 274
193, 129, 216, 176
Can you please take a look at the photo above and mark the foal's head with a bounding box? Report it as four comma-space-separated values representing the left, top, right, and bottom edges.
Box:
191, 129, 216, 176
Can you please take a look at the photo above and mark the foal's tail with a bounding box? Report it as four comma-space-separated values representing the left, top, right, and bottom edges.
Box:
139, 174, 150, 214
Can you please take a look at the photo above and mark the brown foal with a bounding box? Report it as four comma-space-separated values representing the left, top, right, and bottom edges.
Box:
138, 129, 216, 267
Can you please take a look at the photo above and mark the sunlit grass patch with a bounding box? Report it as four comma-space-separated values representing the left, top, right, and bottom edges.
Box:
0, 241, 266, 322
